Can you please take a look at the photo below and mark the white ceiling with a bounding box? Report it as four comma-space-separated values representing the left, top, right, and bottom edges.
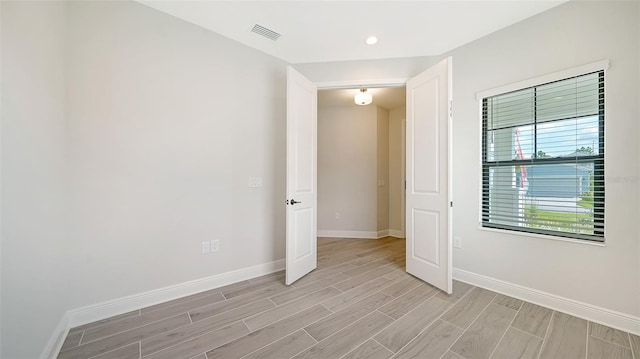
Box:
319, 87, 406, 110
139, 1, 566, 64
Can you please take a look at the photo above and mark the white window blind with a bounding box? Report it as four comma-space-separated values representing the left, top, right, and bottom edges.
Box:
481, 71, 604, 242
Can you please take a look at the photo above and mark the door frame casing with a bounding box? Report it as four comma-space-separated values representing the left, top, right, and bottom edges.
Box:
315, 78, 408, 90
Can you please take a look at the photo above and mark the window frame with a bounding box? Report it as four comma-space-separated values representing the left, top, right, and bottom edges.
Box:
478, 64, 607, 243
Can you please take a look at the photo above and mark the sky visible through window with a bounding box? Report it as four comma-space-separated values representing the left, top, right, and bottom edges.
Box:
515, 116, 599, 159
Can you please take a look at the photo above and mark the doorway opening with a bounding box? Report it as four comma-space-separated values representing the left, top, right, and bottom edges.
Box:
316, 86, 406, 242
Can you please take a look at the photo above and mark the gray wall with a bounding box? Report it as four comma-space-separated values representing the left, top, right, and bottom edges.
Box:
1, 2, 69, 357
317, 105, 379, 234
388, 107, 406, 235
1, 1, 288, 357
317, 104, 401, 237
377, 106, 390, 232
448, 0, 639, 316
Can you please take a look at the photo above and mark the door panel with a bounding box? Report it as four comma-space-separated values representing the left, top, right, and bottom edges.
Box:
413, 79, 440, 194
293, 207, 314, 260
406, 57, 452, 294
286, 66, 317, 285
412, 209, 440, 266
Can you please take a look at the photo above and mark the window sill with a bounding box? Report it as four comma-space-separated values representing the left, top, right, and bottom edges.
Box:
477, 225, 606, 247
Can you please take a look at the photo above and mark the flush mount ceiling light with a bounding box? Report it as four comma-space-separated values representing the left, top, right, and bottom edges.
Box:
354, 88, 373, 106
366, 36, 378, 45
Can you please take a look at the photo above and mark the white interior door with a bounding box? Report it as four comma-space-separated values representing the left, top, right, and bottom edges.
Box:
405, 57, 453, 294
285, 66, 318, 285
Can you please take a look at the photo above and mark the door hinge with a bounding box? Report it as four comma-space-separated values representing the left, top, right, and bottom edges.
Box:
450, 201, 453, 207
449, 100, 453, 117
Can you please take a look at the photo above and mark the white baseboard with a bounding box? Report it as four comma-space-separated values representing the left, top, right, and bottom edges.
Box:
40, 313, 69, 359
42, 259, 285, 359
317, 229, 396, 239
453, 268, 640, 336
317, 230, 379, 239
388, 229, 405, 238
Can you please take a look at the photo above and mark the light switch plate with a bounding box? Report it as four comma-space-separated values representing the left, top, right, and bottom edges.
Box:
249, 177, 263, 188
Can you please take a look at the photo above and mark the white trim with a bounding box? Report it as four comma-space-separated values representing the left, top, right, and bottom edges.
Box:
447, 57, 454, 295
477, 99, 484, 226
40, 313, 69, 359
400, 118, 406, 237
478, 226, 606, 247
476, 59, 609, 100
42, 259, 285, 359
453, 268, 640, 336
317, 229, 391, 239
67, 259, 285, 327
316, 78, 408, 90
388, 229, 405, 238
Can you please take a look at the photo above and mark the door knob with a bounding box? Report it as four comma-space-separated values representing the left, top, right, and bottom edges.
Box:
290, 199, 302, 205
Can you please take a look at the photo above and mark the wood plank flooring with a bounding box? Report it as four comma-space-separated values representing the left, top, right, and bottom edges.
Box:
58, 237, 639, 359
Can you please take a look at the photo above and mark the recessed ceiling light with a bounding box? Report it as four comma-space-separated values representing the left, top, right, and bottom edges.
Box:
366, 36, 378, 45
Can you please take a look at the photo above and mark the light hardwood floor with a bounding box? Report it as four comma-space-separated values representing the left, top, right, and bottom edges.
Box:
58, 237, 639, 359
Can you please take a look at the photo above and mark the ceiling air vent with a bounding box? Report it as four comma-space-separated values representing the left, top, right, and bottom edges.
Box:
251, 24, 281, 41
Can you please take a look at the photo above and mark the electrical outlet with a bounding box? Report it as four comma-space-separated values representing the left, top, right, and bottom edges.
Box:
335, 212, 340, 220
210, 240, 219, 252
453, 236, 462, 249
201, 241, 210, 253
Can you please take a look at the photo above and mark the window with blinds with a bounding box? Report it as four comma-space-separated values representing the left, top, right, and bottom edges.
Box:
481, 71, 604, 242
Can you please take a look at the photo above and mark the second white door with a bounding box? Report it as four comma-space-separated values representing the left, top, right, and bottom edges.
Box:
405, 57, 453, 294
285, 66, 318, 285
